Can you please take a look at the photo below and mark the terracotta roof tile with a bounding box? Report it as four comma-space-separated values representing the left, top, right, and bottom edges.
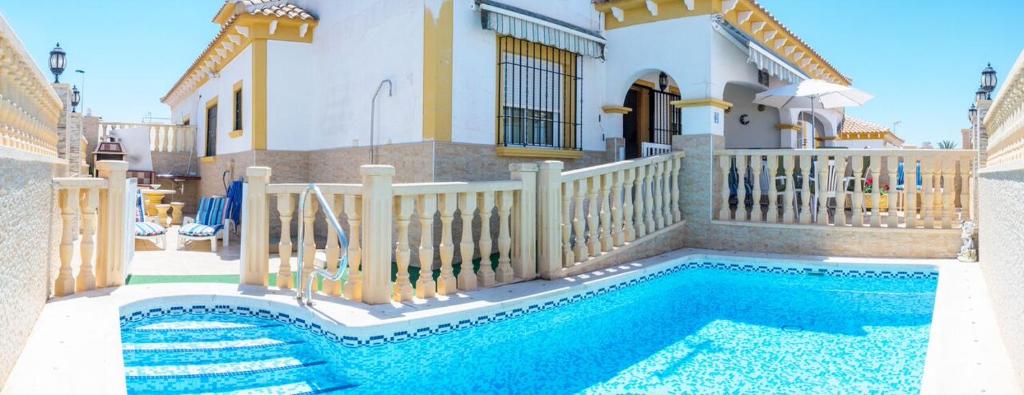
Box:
239, 0, 315, 21
839, 117, 889, 134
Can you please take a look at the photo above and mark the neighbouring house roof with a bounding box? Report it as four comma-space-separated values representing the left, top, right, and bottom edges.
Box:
161, 0, 318, 106
838, 117, 905, 146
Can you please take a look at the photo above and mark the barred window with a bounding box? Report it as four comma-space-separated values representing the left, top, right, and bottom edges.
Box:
497, 36, 582, 150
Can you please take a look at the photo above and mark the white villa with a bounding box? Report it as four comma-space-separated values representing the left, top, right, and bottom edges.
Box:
2, 1, 1024, 393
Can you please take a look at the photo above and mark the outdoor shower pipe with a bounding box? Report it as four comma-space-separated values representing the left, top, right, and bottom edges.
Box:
369, 79, 393, 164
294, 183, 350, 306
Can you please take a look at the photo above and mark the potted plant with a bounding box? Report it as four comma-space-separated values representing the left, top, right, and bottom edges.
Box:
863, 178, 889, 210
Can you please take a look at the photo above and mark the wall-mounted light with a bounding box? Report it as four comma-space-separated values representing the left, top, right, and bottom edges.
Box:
658, 71, 668, 92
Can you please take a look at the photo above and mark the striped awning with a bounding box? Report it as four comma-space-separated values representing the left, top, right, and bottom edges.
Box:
747, 42, 806, 84
479, 1, 605, 59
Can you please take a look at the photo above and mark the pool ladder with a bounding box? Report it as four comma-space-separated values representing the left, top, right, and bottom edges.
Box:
295, 184, 350, 306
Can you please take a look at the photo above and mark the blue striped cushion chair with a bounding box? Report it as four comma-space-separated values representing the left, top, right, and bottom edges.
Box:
179, 223, 218, 237
134, 222, 166, 237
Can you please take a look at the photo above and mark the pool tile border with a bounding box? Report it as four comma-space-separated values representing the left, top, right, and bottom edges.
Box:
119, 258, 937, 348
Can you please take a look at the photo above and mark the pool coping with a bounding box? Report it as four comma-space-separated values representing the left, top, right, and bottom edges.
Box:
3, 249, 1020, 394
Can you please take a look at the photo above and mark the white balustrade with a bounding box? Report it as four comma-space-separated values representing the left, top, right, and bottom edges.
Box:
0, 15, 62, 158
714, 149, 974, 230
98, 122, 197, 153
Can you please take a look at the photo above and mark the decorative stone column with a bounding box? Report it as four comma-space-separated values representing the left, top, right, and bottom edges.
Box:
671, 98, 729, 250
777, 123, 802, 148
52, 83, 85, 176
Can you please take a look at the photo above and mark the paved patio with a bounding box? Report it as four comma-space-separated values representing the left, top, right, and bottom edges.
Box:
130, 225, 288, 277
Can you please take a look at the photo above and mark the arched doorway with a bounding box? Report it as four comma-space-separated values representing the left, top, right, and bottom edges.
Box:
622, 71, 680, 159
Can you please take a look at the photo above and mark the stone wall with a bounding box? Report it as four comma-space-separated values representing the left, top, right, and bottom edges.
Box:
978, 165, 1024, 384
0, 149, 64, 387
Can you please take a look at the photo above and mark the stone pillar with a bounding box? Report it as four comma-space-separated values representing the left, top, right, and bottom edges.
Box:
777, 124, 801, 148
95, 160, 128, 287
536, 161, 563, 279
671, 100, 727, 250
510, 162, 538, 280
359, 165, 395, 305
241, 166, 271, 286
52, 84, 85, 176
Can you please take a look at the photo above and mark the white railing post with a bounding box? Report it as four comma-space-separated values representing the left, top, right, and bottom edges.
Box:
275, 193, 294, 289
241, 166, 271, 286
56, 187, 79, 297
510, 162, 538, 280
95, 160, 129, 287
536, 161, 563, 279
359, 165, 395, 305
77, 188, 99, 292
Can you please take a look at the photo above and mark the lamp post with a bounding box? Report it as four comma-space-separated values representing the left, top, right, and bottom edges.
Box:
75, 69, 86, 113
981, 63, 998, 95
49, 43, 67, 83
71, 86, 80, 113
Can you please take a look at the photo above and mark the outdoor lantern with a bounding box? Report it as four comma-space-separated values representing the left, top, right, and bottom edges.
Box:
71, 86, 80, 113
981, 63, 997, 93
49, 43, 66, 83
968, 103, 977, 122
975, 86, 988, 102
658, 72, 668, 92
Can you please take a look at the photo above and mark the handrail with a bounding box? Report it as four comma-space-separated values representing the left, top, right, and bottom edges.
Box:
295, 184, 350, 306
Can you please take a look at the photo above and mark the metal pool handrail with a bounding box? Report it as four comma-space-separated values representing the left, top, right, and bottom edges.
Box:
295, 184, 350, 306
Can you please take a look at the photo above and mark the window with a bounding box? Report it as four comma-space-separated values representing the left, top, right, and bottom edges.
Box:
205, 101, 218, 157
497, 36, 581, 150
232, 83, 243, 132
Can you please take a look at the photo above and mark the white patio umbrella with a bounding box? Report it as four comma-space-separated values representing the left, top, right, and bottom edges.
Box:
754, 79, 873, 147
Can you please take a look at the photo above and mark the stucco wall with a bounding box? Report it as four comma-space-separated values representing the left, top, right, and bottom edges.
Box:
171, 46, 254, 156
978, 165, 1024, 384
0, 150, 63, 387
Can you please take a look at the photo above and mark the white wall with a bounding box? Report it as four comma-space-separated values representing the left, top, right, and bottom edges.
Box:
293, 0, 423, 150
267, 41, 315, 151
451, 0, 606, 151
171, 46, 254, 156
723, 83, 780, 148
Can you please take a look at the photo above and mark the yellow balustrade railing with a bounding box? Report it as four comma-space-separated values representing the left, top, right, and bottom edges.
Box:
239, 152, 686, 304
713, 149, 974, 229
985, 51, 1024, 168
0, 14, 62, 157
98, 122, 197, 153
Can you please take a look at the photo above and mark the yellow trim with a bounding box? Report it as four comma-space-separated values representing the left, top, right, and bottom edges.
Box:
182, 115, 190, 126
251, 36, 267, 150
232, 79, 244, 132
496, 146, 585, 160
205, 96, 218, 111
602, 105, 633, 114
423, 0, 453, 142
229, 130, 244, 139
671, 98, 732, 110
597, 0, 717, 30
200, 156, 216, 164
776, 123, 801, 132
632, 79, 681, 95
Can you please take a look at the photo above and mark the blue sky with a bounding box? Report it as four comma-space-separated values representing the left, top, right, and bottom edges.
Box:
2, 1, 1021, 146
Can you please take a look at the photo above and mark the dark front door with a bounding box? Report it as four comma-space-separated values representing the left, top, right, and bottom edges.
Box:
623, 88, 640, 159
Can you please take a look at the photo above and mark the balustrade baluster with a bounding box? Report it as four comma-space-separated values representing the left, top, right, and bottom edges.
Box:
643, 164, 656, 233
586, 177, 600, 256
798, 155, 811, 224
868, 155, 881, 227
573, 178, 588, 260
300, 196, 318, 293
496, 190, 514, 283
394, 196, 415, 300
55, 188, 78, 297
76, 188, 98, 292
599, 173, 613, 251
961, 157, 971, 221
738, 155, 750, 221
457, 192, 478, 290
276, 194, 294, 289
905, 157, 918, 229
561, 183, 574, 266
322, 194, 342, 296
415, 194, 437, 298
633, 166, 647, 238
611, 170, 625, 246
436, 193, 458, 294
671, 156, 682, 223
886, 157, 899, 228
941, 159, 955, 229
477, 192, 496, 286
718, 156, 731, 220
921, 158, 935, 228
750, 155, 763, 222
767, 155, 779, 223
833, 155, 848, 226
852, 155, 865, 227
782, 155, 796, 224
623, 169, 636, 241
661, 160, 672, 226
343, 195, 363, 301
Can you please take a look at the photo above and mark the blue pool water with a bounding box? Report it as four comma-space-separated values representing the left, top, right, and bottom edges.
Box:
121, 263, 937, 394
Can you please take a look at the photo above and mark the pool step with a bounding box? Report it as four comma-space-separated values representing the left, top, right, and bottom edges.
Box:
125, 358, 355, 394
122, 339, 310, 366
121, 323, 297, 344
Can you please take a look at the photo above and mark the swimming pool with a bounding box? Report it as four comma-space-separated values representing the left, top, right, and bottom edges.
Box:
120, 259, 937, 394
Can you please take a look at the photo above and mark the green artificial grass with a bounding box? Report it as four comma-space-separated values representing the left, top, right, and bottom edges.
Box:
125, 253, 501, 290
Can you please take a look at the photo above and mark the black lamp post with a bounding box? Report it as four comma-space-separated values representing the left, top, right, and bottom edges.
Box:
975, 86, 988, 103
968, 103, 977, 122
981, 63, 997, 94
49, 43, 67, 83
71, 86, 80, 113
658, 71, 668, 92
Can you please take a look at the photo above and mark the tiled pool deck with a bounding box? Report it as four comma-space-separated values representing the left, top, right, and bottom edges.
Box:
4, 248, 1020, 394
